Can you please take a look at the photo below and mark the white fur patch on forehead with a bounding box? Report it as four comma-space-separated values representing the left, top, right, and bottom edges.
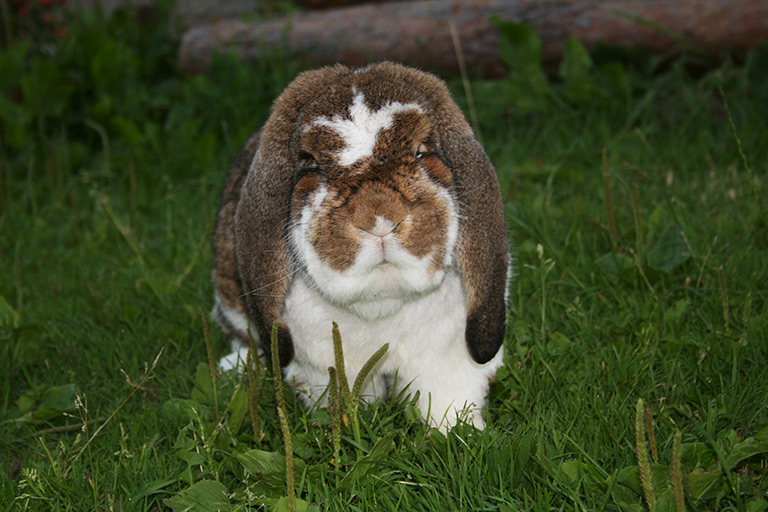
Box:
309, 89, 423, 167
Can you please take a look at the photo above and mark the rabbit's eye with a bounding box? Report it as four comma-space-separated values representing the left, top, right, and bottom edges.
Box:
415, 142, 436, 159
298, 151, 320, 170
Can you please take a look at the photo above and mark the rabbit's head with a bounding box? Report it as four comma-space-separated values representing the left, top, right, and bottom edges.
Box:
288, 82, 461, 314
226, 62, 508, 366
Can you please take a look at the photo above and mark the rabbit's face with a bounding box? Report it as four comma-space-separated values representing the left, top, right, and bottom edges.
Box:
288, 87, 459, 313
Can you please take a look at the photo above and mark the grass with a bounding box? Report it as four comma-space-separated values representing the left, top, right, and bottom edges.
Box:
2, 4, 768, 511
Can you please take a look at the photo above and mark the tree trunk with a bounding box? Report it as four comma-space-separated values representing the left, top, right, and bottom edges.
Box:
178, 0, 768, 76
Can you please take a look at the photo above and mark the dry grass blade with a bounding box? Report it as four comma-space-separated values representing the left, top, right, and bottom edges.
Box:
645, 405, 658, 463
327, 366, 342, 476
718, 265, 729, 333
635, 398, 656, 510
71, 349, 164, 467
271, 321, 296, 511
351, 343, 389, 400
720, 86, 767, 241
449, 19, 481, 143
602, 148, 618, 245
332, 322, 351, 405
199, 307, 219, 417
671, 429, 685, 512
245, 348, 261, 440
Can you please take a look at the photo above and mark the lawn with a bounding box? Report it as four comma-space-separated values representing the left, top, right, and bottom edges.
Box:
1, 4, 767, 511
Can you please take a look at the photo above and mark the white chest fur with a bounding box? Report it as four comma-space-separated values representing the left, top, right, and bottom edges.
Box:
281, 270, 503, 430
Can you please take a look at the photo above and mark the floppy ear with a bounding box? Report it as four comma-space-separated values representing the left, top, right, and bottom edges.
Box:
444, 135, 509, 364
379, 62, 509, 364
234, 65, 352, 367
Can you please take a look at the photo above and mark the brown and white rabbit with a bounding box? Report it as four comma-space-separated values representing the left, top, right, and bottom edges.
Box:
212, 62, 509, 430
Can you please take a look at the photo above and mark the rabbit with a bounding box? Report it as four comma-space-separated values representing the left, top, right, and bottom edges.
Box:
211, 62, 510, 430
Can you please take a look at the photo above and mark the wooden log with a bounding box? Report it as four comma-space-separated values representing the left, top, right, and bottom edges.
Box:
178, 0, 768, 76
294, 0, 417, 10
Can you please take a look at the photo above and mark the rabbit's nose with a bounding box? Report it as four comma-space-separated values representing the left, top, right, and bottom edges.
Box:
365, 216, 397, 237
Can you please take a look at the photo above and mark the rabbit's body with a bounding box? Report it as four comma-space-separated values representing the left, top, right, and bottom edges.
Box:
212, 63, 509, 430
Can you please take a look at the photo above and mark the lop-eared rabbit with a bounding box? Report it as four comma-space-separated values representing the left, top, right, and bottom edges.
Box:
212, 62, 509, 430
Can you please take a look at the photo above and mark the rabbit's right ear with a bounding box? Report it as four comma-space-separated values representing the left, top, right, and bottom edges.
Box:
376, 62, 509, 365
234, 65, 352, 366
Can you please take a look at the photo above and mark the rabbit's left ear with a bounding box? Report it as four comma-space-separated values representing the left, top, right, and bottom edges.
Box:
381, 62, 509, 364
234, 64, 353, 366
443, 134, 509, 364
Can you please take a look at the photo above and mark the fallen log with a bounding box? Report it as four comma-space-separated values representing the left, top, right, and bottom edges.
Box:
178, 0, 768, 76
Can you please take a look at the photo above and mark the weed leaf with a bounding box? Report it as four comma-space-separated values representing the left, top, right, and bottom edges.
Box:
161, 398, 199, 424
557, 460, 582, 484
273, 496, 315, 512
608, 475, 644, 511
191, 362, 215, 405
648, 222, 690, 273
237, 449, 297, 490
225, 383, 249, 435
164, 480, 233, 512
134, 479, 176, 501
0, 95, 33, 150
724, 428, 768, 471
173, 431, 207, 484
490, 16, 552, 113
338, 431, 397, 490
236, 449, 321, 492
654, 490, 677, 512
684, 468, 722, 501
747, 498, 768, 512
514, 430, 535, 487
0, 40, 31, 91
599, 62, 631, 101
15, 383, 77, 423
560, 36, 593, 103
546, 331, 571, 356
597, 252, 635, 277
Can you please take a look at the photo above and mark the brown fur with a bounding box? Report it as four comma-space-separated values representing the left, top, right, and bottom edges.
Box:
211, 130, 260, 338
303, 166, 450, 272
212, 62, 508, 366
